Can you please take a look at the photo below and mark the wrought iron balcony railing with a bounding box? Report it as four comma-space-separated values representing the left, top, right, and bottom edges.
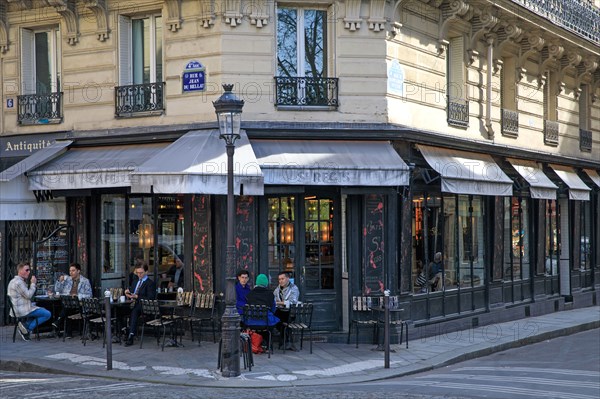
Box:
511, 0, 600, 45
501, 109, 519, 137
17, 92, 63, 125
579, 129, 592, 152
544, 119, 559, 145
115, 82, 165, 117
274, 76, 339, 108
447, 96, 469, 128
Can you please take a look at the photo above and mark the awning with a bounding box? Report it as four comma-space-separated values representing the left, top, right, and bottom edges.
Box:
251, 140, 409, 186
583, 169, 600, 188
0, 178, 65, 220
418, 145, 513, 196
507, 158, 557, 200
27, 143, 169, 190
132, 130, 263, 195
549, 164, 591, 201
0, 140, 72, 182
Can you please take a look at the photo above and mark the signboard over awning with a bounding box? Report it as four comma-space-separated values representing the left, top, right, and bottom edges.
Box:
507, 158, 557, 200
418, 145, 513, 196
251, 140, 410, 186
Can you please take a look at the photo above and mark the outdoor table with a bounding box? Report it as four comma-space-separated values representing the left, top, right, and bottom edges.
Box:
110, 299, 134, 343
158, 300, 186, 347
33, 295, 63, 320
368, 305, 404, 352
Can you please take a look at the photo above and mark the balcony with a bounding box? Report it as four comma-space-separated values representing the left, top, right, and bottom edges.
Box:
115, 82, 165, 118
501, 109, 519, 137
17, 92, 63, 125
511, 0, 600, 45
544, 120, 559, 145
274, 76, 339, 109
447, 96, 469, 128
580, 129, 592, 152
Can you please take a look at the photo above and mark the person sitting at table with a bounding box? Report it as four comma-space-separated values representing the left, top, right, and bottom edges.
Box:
273, 271, 300, 350
245, 274, 280, 348
124, 262, 157, 346
8, 262, 52, 341
428, 252, 444, 292
162, 256, 184, 290
235, 269, 251, 315
52, 263, 93, 335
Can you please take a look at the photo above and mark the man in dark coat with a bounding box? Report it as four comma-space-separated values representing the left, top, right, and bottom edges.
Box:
124, 262, 156, 346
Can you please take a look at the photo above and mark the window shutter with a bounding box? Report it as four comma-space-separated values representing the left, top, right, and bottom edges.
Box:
20, 28, 35, 94
448, 36, 465, 100
118, 15, 132, 86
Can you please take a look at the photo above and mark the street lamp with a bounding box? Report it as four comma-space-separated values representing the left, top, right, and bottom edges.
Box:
214, 83, 244, 377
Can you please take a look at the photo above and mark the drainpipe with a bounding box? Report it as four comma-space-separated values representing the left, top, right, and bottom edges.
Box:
485, 36, 494, 139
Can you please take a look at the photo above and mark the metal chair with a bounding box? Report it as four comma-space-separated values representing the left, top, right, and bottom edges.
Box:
188, 292, 218, 344
347, 296, 379, 348
80, 298, 114, 348
60, 295, 83, 342
376, 295, 408, 348
139, 299, 172, 351
283, 303, 314, 353
7, 296, 41, 342
241, 304, 274, 358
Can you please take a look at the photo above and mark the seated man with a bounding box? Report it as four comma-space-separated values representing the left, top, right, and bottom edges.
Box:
162, 256, 184, 290
124, 262, 157, 346
235, 269, 251, 315
245, 274, 280, 328
273, 272, 300, 350
52, 262, 93, 334
8, 262, 52, 341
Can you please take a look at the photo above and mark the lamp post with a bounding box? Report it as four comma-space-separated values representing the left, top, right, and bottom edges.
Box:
213, 83, 244, 377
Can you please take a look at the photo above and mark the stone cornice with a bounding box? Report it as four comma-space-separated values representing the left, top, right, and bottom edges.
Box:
47, 0, 79, 45
165, 0, 182, 32
82, 0, 109, 41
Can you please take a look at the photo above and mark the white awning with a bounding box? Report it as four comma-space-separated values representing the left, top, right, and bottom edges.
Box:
0, 140, 72, 182
549, 164, 591, 201
0, 178, 65, 220
583, 169, 600, 188
507, 158, 557, 200
27, 143, 169, 190
418, 145, 513, 196
251, 140, 409, 186
132, 130, 263, 195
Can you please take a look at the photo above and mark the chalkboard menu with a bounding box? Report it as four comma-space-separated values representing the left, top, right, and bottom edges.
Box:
235, 196, 256, 275
33, 225, 72, 295
363, 194, 385, 295
192, 195, 212, 292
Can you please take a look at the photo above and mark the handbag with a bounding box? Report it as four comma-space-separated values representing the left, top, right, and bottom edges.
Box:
416, 273, 427, 287
249, 330, 264, 354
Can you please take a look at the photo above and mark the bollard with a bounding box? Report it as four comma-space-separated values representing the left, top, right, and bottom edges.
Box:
104, 290, 112, 371
384, 290, 390, 369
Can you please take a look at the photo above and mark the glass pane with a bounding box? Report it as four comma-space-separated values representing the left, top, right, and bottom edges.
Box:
132, 19, 145, 84
443, 195, 457, 290
34, 32, 51, 93
128, 196, 153, 285
412, 194, 426, 293
303, 10, 325, 77
156, 195, 184, 290
267, 196, 296, 276
471, 197, 484, 287
277, 7, 297, 77
521, 198, 530, 279
155, 16, 162, 82
545, 200, 558, 275
101, 194, 127, 279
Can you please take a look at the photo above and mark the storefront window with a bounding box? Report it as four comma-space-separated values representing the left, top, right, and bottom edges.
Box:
156, 195, 184, 289
267, 196, 296, 284
544, 200, 559, 275
101, 194, 127, 281
128, 196, 153, 281
457, 195, 484, 287
503, 197, 530, 281
305, 196, 334, 290
443, 195, 457, 290
580, 201, 591, 270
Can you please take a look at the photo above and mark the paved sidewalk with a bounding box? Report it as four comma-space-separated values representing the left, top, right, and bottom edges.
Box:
1, 306, 598, 388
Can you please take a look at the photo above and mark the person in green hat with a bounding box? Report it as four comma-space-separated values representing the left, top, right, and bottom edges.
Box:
245, 274, 280, 327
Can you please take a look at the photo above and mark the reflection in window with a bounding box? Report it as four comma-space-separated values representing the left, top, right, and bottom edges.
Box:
544, 200, 559, 275
503, 197, 530, 281
128, 196, 153, 279
580, 201, 591, 270
156, 195, 184, 287
305, 196, 334, 290
101, 194, 126, 277
267, 196, 296, 284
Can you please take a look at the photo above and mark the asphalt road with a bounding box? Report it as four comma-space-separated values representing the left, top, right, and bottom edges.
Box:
1, 329, 598, 399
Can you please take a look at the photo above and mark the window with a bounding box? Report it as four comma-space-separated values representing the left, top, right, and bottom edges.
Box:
19, 27, 62, 124
275, 7, 338, 107
116, 14, 164, 116
101, 194, 127, 281
267, 196, 296, 283
446, 36, 468, 127
501, 56, 519, 137
544, 200, 559, 275
543, 71, 559, 145
579, 201, 591, 271
503, 197, 530, 281
579, 85, 592, 152
305, 196, 334, 290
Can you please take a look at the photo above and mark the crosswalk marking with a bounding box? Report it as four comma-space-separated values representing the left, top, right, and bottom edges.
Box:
454, 366, 600, 377
418, 373, 600, 389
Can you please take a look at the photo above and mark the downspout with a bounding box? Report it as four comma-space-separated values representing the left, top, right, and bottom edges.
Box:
485, 36, 494, 139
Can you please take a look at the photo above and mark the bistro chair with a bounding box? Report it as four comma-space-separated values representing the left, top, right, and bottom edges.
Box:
376, 295, 408, 348
7, 296, 41, 342
139, 299, 172, 351
80, 297, 114, 348
283, 303, 314, 354
60, 295, 83, 342
347, 296, 380, 348
241, 304, 274, 358
217, 331, 254, 372
188, 292, 218, 344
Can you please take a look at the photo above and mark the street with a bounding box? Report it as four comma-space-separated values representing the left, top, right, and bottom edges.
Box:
1, 329, 598, 399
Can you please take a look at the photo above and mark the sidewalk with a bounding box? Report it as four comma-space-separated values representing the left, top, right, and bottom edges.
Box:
1, 306, 598, 388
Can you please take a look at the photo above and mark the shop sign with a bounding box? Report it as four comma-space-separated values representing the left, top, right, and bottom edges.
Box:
0, 133, 67, 158
182, 60, 206, 93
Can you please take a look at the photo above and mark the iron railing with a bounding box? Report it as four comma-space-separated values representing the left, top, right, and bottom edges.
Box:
447, 96, 469, 127
274, 76, 339, 108
511, 0, 600, 45
579, 128, 592, 152
17, 92, 63, 125
115, 82, 165, 117
501, 108, 519, 137
544, 119, 559, 145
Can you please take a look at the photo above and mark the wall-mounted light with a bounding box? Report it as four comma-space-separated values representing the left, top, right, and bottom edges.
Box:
138, 222, 154, 249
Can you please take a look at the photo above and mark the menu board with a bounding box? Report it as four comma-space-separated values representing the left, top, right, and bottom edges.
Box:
192, 195, 212, 292
235, 196, 256, 275
33, 225, 72, 295
363, 194, 385, 295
